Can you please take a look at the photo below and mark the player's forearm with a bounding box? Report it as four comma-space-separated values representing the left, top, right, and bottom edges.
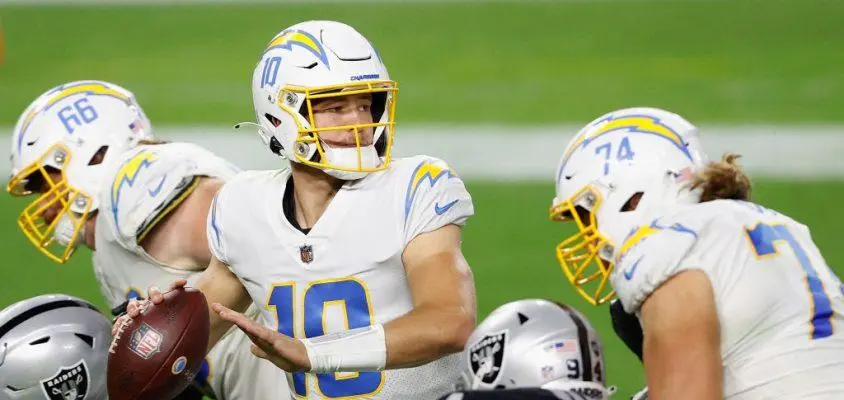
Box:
297, 303, 473, 374
383, 303, 475, 368
193, 260, 251, 353
301, 228, 477, 373
390, 230, 477, 368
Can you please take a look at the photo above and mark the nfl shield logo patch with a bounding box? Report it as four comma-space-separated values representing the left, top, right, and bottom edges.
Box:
129, 322, 163, 360
40, 360, 89, 400
300, 245, 314, 264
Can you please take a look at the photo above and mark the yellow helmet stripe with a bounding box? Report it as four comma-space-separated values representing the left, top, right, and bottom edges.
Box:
17, 82, 132, 152
263, 30, 329, 67
560, 115, 693, 171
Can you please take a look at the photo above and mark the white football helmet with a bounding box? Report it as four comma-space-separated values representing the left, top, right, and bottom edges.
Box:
549, 107, 709, 305
7, 80, 152, 263
249, 20, 398, 180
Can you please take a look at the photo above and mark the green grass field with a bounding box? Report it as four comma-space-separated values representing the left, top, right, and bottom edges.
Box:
2, 0, 844, 125
2, 1, 844, 398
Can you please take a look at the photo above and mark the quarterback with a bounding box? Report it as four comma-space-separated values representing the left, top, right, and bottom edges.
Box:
8, 80, 289, 399
121, 20, 477, 399
550, 107, 844, 399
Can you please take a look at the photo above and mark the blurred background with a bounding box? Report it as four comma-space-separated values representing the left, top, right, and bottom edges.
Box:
1, 0, 843, 397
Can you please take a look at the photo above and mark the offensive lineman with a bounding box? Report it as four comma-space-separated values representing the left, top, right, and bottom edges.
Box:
8, 80, 289, 399
550, 107, 844, 399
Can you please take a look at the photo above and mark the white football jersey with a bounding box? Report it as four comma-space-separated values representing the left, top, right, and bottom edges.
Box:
92, 142, 290, 400
207, 155, 475, 400
612, 199, 844, 399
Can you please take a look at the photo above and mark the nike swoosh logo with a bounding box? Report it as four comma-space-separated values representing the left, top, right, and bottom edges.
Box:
623, 256, 644, 281
26, 137, 39, 146
434, 199, 459, 215
148, 175, 167, 197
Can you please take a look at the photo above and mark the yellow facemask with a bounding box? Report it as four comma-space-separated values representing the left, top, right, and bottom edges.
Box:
7, 143, 92, 263
549, 186, 616, 306
280, 80, 399, 174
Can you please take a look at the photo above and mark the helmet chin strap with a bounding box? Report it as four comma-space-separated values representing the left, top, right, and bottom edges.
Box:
321, 144, 380, 181
236, 120, 383, 180
54, 214, 82, 248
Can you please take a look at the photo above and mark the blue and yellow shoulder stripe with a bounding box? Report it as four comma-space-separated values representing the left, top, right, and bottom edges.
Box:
404, 160, 457, 222
110, 151, 158, 231
617, 218, 699, 262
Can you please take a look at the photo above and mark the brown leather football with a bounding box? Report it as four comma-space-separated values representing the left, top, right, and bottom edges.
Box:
107, 287, 210, 400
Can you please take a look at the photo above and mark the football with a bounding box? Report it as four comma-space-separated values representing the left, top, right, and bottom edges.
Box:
107, 287, 210, 400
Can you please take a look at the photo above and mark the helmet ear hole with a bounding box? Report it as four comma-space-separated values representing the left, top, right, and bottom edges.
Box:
264, 113, 282, 128
87, 146, 109, 166
620, 192, 644, 212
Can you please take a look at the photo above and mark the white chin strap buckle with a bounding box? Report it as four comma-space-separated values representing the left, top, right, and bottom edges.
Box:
54, 214, 82, 248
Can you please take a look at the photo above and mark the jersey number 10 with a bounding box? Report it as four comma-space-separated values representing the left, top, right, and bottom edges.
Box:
268, 278, 384, 398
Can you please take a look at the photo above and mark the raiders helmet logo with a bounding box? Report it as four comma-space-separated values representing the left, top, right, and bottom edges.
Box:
40, 360, 90, 400
468, 330, 507, 386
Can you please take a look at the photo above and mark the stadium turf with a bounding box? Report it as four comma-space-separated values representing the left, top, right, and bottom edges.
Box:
1, 0, 842, 125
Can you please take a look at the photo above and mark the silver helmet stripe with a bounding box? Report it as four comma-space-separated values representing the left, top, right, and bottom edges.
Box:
557, 303, 592, 382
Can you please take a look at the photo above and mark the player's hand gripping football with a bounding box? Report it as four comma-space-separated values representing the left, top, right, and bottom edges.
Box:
212, 302, 311, 372
111, 279, 311, 372
111, 278, 189, 336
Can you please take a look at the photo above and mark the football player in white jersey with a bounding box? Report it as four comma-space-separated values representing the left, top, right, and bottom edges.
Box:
550, 107, 844, 399
118, 20, 478, 399
7, 80, 290, 400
